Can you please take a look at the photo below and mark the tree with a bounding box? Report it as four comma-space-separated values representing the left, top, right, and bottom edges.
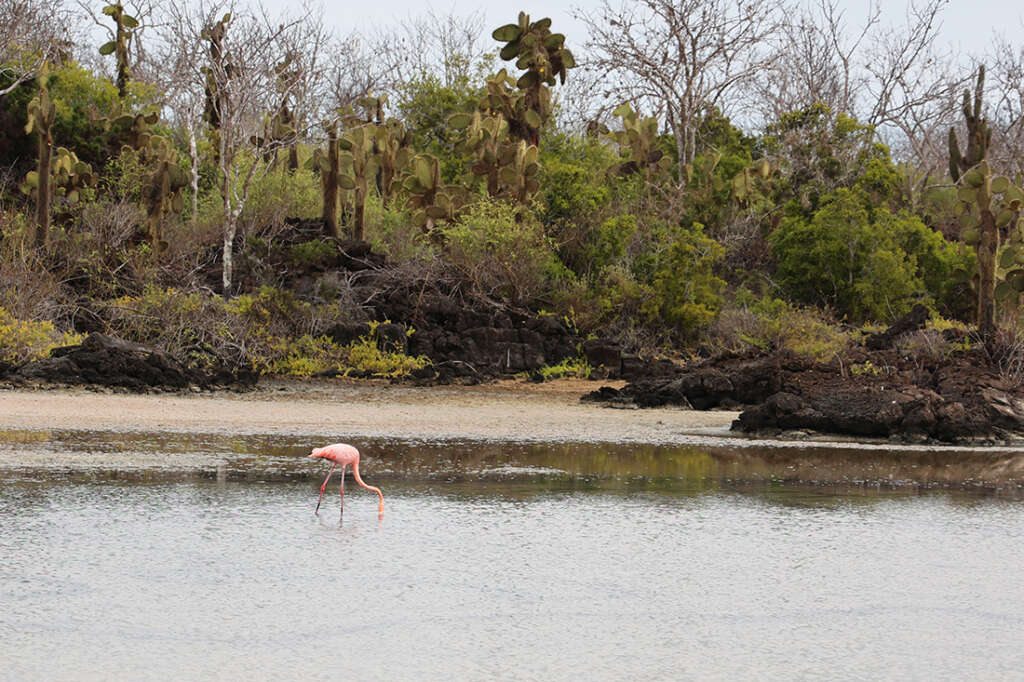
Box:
0, 0, 69, 97
577, 0, 788, 183
158, 0, 320, 295
757, 0, 962, 201
771, 188, 962, 322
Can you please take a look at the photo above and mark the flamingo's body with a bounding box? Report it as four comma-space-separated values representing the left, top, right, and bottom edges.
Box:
309, 443, 384, 518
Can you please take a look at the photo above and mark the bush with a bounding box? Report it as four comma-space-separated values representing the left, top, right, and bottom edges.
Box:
442, 199, 568, 305
241, 166, 321, 238
537, 355, 592, 380
0, 306, 82, 364
267, 323, 430, 378
363, 196, 433, 263
771, 188, 964, 323
708, 294, 849, 362
651, 223, 726, 337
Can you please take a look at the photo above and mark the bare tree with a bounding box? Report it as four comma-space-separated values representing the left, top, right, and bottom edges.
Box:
0, 0, 71, 96
756, 0, 878, 123
156, 0, 320, 295
758, 0, 962, 188
988, 33, 1024, 177
383, 9, 491, 90
577, 0, 790, 182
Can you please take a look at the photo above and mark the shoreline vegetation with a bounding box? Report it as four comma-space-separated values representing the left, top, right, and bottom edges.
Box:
5, 4, 1024, 444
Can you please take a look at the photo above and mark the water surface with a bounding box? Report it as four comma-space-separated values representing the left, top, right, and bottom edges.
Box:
2, 431, 1023, 680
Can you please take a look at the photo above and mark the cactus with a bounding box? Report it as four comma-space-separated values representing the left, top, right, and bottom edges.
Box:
201, 13, 231, 165
604, 103, 671, 181
307, 120, 341, 238
98, 2, 138, 99
949, 66, 1023, 338
374, 119, 410, 206
491, 12, 575, 145
104, 104, 160, 150
498, 140, 541, 205
21, 146, 96, 227
954, 160, 1024, 335
451, 110, 509, 197
141, 136, 188, 252
949, 66, 992, 183
731, 159, 773, 205
23, 69, 56, 247
402, 154, 464, 235
51, 147, 96, 207
338, 125, 378, 241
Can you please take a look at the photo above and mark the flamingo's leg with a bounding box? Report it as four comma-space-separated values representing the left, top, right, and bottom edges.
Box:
339, 465, 346, 519
315, 463, 337, 515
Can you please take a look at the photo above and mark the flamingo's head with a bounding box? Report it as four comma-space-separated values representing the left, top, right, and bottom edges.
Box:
308, 447, 324, 459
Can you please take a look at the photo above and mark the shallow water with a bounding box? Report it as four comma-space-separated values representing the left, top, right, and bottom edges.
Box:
2, 431, 1024, 681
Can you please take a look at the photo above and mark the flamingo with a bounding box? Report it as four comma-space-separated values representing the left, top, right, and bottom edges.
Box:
309, 443, 384, 518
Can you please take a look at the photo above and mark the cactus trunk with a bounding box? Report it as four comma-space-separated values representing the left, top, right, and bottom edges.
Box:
977, 208, 998, 337
353, 196, 365, 242
322, 122, 340, 239
34, 126, 52, 247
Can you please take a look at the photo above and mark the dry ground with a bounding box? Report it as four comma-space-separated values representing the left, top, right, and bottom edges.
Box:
0, 378, 739, 443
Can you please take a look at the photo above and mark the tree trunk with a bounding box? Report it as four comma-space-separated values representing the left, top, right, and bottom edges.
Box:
34, 126, 52, 248
188, 124, 200, 230
672, 118, 688, 187
221, 166, 235, 295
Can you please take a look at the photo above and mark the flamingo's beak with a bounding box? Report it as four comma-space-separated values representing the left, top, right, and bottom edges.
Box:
308, 452, 318, 459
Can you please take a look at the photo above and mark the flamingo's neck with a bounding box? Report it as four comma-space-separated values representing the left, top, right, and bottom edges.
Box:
352, 457, 384, 513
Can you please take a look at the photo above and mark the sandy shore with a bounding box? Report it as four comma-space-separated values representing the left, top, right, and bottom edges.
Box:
0, 378, 739, 444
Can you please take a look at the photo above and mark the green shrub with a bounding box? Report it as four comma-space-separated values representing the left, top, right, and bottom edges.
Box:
709, 294, 849, 362
363, 196, 433, 263
771, 188, 964, 323
267, 324, 430, 378
442, 199, 568, 305
537, 355, 593, 380
287, 239, 337, 269
651, 223, 726, 337
241, 166, 320, 236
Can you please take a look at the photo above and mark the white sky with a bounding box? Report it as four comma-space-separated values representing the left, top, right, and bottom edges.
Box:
307, 1, 1019, 57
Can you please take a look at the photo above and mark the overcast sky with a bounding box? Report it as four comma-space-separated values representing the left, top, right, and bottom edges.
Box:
294, 1, 1018, 57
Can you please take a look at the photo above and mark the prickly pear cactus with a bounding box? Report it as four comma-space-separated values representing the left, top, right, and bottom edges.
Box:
98, 2, 139, 98
451, 110, 510, 197
604, 103, 670, 181
402, 154, 465, 234
954, 160, 1024, 334
142, 136, 188, 252
374, 119, 410, 206
498, 140, 541, 205
949, 67, 991, 183
731, 159, 773, 205
338, 125, 379, 241
489, 12, 575, 145
306, 120, 341, 238
23, 69, 57, 246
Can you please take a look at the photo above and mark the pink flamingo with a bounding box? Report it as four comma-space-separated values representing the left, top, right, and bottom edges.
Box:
309, 443, 384, 518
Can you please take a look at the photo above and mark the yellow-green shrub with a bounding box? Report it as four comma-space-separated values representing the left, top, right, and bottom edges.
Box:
0, 307, 82, 364
709, 294, 849, 362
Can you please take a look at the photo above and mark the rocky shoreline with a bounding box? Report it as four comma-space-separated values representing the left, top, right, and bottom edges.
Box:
5, 288, 1024, 446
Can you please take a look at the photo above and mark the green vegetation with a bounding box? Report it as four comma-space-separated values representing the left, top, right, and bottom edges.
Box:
0, 6, 1015, 379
